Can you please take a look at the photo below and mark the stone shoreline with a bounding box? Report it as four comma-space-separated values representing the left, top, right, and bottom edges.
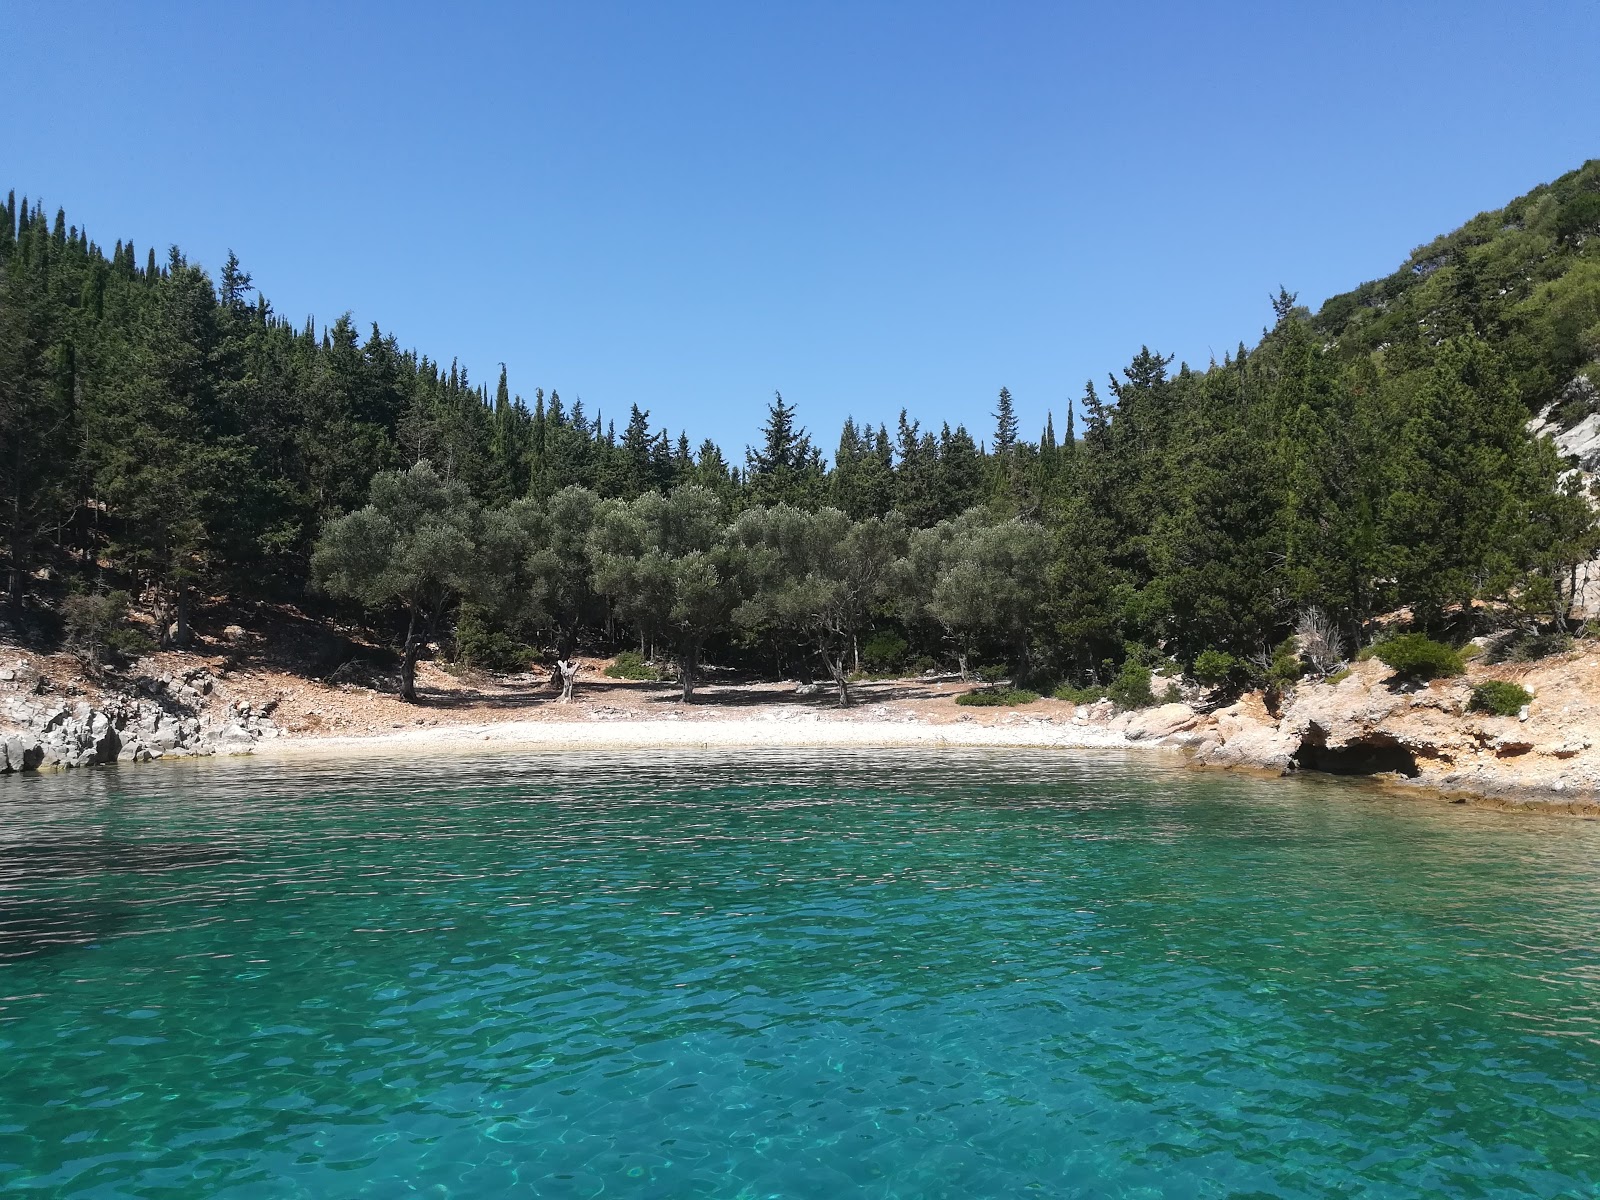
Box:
3, 647, 1596, 816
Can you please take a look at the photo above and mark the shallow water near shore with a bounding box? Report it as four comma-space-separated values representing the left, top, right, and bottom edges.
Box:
1, 751, 1598, 1198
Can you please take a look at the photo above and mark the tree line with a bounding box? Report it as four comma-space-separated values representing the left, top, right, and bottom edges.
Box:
3, 163, 1598, 700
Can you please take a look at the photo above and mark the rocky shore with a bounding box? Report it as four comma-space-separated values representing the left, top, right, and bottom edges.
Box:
1, 644, 1596, 814
0, 661, 281, 772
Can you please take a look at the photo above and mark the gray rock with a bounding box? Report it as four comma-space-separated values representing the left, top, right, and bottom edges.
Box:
4, 735, 42, 772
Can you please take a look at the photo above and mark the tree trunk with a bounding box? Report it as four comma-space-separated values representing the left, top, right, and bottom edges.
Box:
174, 586, 191, 649
679, 643, 699, 703
399, 606, 420, 702
853, 633, 860, 675
957, 651, 969, 681
556, 658, 580, 703
821, 645, 851, 707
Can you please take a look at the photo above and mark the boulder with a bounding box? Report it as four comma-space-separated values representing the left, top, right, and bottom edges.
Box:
1121, 702, 1203, 744
4, 735, 43, 772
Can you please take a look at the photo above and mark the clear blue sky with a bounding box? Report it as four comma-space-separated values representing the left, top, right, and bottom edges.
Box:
6, 1, 1597, 459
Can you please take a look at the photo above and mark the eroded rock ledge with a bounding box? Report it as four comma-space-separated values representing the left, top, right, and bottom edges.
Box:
1165, 655, 1600, 810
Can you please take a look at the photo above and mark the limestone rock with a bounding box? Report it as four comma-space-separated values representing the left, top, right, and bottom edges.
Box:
1121, 703, 1203, 744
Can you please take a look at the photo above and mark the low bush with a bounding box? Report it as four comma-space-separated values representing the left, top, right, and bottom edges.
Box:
1374, 633, 1465, 680
1326, 667, 1353, 685
956, 688, 1039, 707
976, 663, 1009, 685
1053, 683, 1106, 705
910, 655, 938, 675
1108, 661, 1156, 710
62, 590, 153, 669
1486, 630, 1572, 664
1267, 637, 1303, 688
1191, 649, 1239, 686
604, 650, 661, 680
1467, 680, 1533, 717
454, 610, 533, 673
862, 630, 909, 674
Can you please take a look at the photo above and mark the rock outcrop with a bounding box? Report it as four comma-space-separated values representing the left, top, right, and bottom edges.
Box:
0, 657, 281, 774
1184, 654, 1600, 807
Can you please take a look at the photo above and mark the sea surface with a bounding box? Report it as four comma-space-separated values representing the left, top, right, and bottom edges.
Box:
1, 750, 1598, 1198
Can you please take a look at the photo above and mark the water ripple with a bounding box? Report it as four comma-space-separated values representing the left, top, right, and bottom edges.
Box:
1, 750, 1598, 1197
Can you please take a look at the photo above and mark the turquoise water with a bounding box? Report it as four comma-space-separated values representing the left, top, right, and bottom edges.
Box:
1, 751, 1598, 1198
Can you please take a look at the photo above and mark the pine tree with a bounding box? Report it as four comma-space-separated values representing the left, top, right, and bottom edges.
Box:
746, 391, 820, 506
992, 386, 1019, 457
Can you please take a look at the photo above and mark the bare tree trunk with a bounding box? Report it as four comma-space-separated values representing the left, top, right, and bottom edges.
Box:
557, 659, 580, 703
957, 651, 969, 681
175, 585, 191, 648
399, 606, 420, 702
679, 643, 698, 703
853, 633, 860, 675
821, 646, 851, 707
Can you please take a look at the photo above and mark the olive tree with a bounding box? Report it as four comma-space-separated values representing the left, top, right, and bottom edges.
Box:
589, 485, 740, 701
904, 512, 1051, 678
730, 505, 906, 706
488, 485, 603, 701
312, 461, 483, 702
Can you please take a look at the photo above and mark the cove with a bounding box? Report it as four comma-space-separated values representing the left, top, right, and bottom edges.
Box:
1, 750, 1598, 1198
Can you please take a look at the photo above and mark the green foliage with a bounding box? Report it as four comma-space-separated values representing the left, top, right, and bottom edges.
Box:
955, 688, 1039, 707
6, 166, 1599, 707
454, 608, 532, 674
62, 590, 153, 667
1107, 661, 1156, 710
604, 650, 661, 680
862, 630, 909, 674
1467, 680, 1533, 717
904, 514, 1051, 679
1053, 683, 1106, 704
313, 461, 486, 701
1326, 667, 1353, 684
1191, 649, 1240, 686
1373, 633, 1466, 680
1267, 637, 1303, 688
729, 505, 906, 706
976, 664, 1009, 685
1486, 629, 1572, 664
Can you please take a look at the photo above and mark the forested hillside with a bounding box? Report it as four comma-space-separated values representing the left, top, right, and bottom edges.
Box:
2, 162, 1598, 701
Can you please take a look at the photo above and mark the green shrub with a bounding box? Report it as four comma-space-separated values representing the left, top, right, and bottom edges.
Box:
1053, 683, 1106, 705
910, 655, 937, 675
454, 610, 533, 673
1518, 634, 1573, 662
1326, 667, 1353, 685
956, 688, 1039, 707
1108, 661, 1156, 710
62, 590, 152, 668
1267, 637, 1303, 688
604, 650, 661, 680
1160, 681, 1183, 704
1356, 643, 1381, 662
1467, 680, 1533, 717
976, 663, 1009, 685
1191, 649, 1239, 686
862, 630, 909, 674
1121, 641, 1165, 669
1374, 633, 1465, 680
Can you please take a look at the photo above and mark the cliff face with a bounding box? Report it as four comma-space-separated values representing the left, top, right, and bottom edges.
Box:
1528, 376, 1600, 618
1169, 654, 1600, 809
